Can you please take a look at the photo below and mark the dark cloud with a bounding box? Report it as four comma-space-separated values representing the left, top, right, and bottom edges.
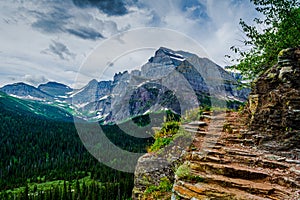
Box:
72, 0, 128, 16
31, 8, 71, 33
30, 5, 105, 40
42, 41, 75, 60
66, 27, 104, 40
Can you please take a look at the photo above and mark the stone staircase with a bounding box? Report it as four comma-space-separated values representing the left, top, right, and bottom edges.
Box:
172, 111, 300, 200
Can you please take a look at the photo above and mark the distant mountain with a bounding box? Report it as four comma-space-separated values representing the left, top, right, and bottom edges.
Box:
70, 79, 112, 105
38, 81, 72, 97
0, 82, 53, 101
0, 47, 250, 122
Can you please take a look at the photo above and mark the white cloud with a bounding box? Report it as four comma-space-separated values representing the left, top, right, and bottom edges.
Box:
23, 74, 48, 86
0, 0, 259, 88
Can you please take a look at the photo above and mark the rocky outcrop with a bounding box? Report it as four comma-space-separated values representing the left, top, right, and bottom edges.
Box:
247, 47, 300, 158
132, 127, 193, 199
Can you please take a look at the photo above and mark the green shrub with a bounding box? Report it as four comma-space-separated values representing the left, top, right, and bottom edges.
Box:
144, 177, 172, 194
175, 164, 204, 183
148, 121, 180, 152
148, 137, 172, 152
183, 108, 204, 122
158, 177, 173, 192
159, 121, 180, 137
175, 164, 190, 179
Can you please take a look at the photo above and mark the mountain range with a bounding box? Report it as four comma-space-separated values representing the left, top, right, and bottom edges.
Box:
0, 47, 249, 122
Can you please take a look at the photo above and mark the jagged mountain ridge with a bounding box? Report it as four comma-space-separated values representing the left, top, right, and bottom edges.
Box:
0, 47, 249, 122
77, 47, 249, 122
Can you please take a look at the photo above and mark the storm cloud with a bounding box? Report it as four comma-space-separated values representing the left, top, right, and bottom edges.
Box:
72, 0, 128, 16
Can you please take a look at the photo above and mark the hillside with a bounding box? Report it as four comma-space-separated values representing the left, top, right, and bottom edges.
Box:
0, 91, 72, 121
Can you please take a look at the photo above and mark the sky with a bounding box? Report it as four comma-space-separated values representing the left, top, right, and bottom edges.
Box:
0, 0, 258, 88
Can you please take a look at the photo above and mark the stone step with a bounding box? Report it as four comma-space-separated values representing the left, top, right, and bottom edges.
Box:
273, 176, 300, 189
182, 124, 203, 131
201, 115, 226, 120
184, 129, 207, 134
202, 112, 211, 115
184, 128, 204, 134
224, 148, 258, 157
240, 132, 257, 139
191, 148, 290, 171
226, 156, 290, 171
189, 170, 289, 197
190, 161, 269, 180
258, 159, 289, 170
192, 139, 225, 150
173, 181, 273, 200
188, 121, 207, 126
202, 144, 224, 150
203, 140, 226, 147
226, 135, 243, 140
192, 155, 230, 164
226, 138, 255, 145
207, 126, 224, 130
172, 183, 210, 199
185, 129, 221, 138
193, 149, 226, 158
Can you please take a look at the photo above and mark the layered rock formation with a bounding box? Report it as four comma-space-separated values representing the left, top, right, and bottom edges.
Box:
247, 47, 300, 158
133, 111, 300, 199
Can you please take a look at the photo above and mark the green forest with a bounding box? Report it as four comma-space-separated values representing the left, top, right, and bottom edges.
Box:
0, 102, 156, 200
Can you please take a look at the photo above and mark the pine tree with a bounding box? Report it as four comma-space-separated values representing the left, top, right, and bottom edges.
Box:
228, 0, 300, 82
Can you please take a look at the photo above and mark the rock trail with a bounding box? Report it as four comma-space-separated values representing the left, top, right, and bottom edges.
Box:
173, 111, 300, 200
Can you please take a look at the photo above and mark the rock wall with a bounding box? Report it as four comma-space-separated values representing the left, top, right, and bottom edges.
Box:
247, 47, 300, 158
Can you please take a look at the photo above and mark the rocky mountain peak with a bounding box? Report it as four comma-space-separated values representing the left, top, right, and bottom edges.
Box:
87, 79, 98, 87
148, 47, 187, 65
113, 71, 129, 84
